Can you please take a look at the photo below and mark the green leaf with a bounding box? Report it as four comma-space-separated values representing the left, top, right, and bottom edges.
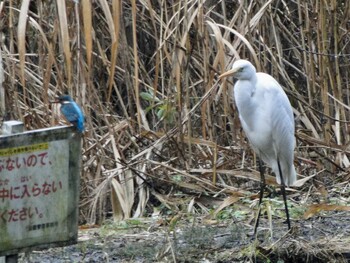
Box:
140, 91, 159, 102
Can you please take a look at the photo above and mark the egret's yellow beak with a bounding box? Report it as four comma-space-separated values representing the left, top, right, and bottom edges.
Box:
219, 68, 239, 79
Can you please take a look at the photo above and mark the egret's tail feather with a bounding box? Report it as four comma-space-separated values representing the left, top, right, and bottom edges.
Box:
273, 163, 296, 187
286, 165, 297, 186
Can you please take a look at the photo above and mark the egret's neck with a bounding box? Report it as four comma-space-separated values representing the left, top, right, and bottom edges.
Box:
233, 73, 258, 112
239, 74, 258, 95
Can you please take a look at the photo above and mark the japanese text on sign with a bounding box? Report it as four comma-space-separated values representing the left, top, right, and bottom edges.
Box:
0, 140, 69, 235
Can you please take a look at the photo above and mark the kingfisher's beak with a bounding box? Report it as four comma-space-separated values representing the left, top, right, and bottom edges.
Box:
219, 68, 239, 79
50, 97, 60, 104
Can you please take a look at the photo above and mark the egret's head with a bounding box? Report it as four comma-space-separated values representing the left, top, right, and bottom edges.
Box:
219, 59, 256, 80
52, 95, 74, 104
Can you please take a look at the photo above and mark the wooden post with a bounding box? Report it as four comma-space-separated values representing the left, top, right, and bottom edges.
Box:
1, 121, 24, 263
4, 255, 18, 263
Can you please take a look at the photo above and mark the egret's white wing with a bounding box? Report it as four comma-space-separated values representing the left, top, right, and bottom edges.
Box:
257, 73, 296, 186
235, 72, 296, 186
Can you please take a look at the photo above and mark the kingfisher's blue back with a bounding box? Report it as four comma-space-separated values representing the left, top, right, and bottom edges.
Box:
57, 95, 85, 133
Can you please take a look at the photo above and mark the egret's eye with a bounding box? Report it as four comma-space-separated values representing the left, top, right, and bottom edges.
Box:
238, 68, 244, 72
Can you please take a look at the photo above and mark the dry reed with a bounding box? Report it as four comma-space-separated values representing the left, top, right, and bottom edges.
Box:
0, 0, 349, 224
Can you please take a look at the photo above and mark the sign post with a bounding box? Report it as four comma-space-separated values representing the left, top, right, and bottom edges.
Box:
0, 123, 81, 260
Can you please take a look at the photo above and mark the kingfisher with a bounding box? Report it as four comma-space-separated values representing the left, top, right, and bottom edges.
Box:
53, 95, 85, 133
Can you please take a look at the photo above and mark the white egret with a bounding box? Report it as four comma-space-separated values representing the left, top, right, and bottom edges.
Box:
219, 59, 296, 232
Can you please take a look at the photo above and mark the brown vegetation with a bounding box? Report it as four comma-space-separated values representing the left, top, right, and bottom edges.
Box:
1, 0, 350, 235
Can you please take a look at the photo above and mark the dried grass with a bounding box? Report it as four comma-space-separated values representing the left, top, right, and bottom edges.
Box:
1, 1, 350, 225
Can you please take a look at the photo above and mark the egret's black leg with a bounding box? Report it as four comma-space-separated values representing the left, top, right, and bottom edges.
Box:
277, 158, 291, 230
254, 157, 265, 234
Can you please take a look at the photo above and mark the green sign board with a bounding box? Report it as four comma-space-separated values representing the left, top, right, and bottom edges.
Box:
0, 126, 81, 256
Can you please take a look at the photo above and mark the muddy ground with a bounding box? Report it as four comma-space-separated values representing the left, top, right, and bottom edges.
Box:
14, 209, 350, 263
